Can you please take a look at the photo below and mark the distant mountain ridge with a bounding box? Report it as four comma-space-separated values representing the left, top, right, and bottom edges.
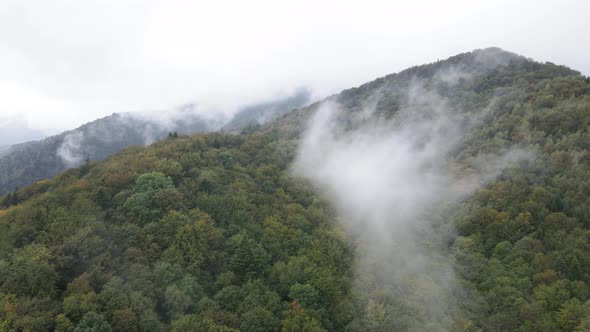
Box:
0, 91, 310, 195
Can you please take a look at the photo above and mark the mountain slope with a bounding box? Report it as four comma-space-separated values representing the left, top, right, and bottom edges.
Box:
1, 48, 590, 331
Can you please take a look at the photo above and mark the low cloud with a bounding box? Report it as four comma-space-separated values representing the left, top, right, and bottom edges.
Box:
57, 131, 85, 167
292, 77, 532, 328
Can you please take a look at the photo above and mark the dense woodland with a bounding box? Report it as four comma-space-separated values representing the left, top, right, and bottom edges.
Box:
1, 48, 590, 331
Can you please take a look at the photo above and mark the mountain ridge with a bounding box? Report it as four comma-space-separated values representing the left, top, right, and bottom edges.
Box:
264, 47, 581, 139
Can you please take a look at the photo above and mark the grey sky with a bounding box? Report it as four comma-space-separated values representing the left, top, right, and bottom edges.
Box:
1, 0, 588, 135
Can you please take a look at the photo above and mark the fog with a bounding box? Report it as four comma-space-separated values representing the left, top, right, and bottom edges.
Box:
293, 67, 532, 328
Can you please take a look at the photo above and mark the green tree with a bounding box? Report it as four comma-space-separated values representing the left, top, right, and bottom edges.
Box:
55, 314, 75, 332
282, 306, 326, 332
167, 211, 224, 273
3, 244, 57, 297
171, 315, 238, 332
240, 307, 280, 332
124, 172, 176, 224
289, 283, 321, 310
229, 236, 269, 278
73, 312, 112, 332
164, 285, 192, 320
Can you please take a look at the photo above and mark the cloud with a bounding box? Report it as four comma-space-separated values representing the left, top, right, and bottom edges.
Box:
0, 0, 589, 133
292, 74, 532, 328
57, 131, 85, 167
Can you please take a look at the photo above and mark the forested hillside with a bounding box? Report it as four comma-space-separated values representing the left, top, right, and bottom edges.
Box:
1, 48, 590, 331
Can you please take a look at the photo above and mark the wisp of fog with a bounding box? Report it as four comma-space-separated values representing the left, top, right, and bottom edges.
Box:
293, 77, 531, 328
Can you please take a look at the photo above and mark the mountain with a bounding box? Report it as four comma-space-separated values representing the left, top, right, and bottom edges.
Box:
1, 48, 590, 331
0, 92, 310, 195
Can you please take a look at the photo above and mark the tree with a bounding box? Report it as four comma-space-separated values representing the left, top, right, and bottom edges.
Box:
167, 211, 224, 273
55, 314, 75, 332
63, 292, 99, 323
240, 307, 280, 332
282, 305, 326, 332
164, 285, 192, 320
289, 283, 321, 310
228, 235, 270, 280
9, 188, 19, 206
73, 312, 112, 332
556, 299, 590, 331
3, 244, 57, 297
0, 193, 11, 208
110, 308, 138, 332
124, 172, 176, 224
171, 315, 238, 332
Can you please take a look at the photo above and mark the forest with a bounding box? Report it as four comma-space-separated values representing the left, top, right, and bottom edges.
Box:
1, 48, 590, 331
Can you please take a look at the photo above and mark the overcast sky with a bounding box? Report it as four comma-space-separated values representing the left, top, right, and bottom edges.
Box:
1, 0, 589, 135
